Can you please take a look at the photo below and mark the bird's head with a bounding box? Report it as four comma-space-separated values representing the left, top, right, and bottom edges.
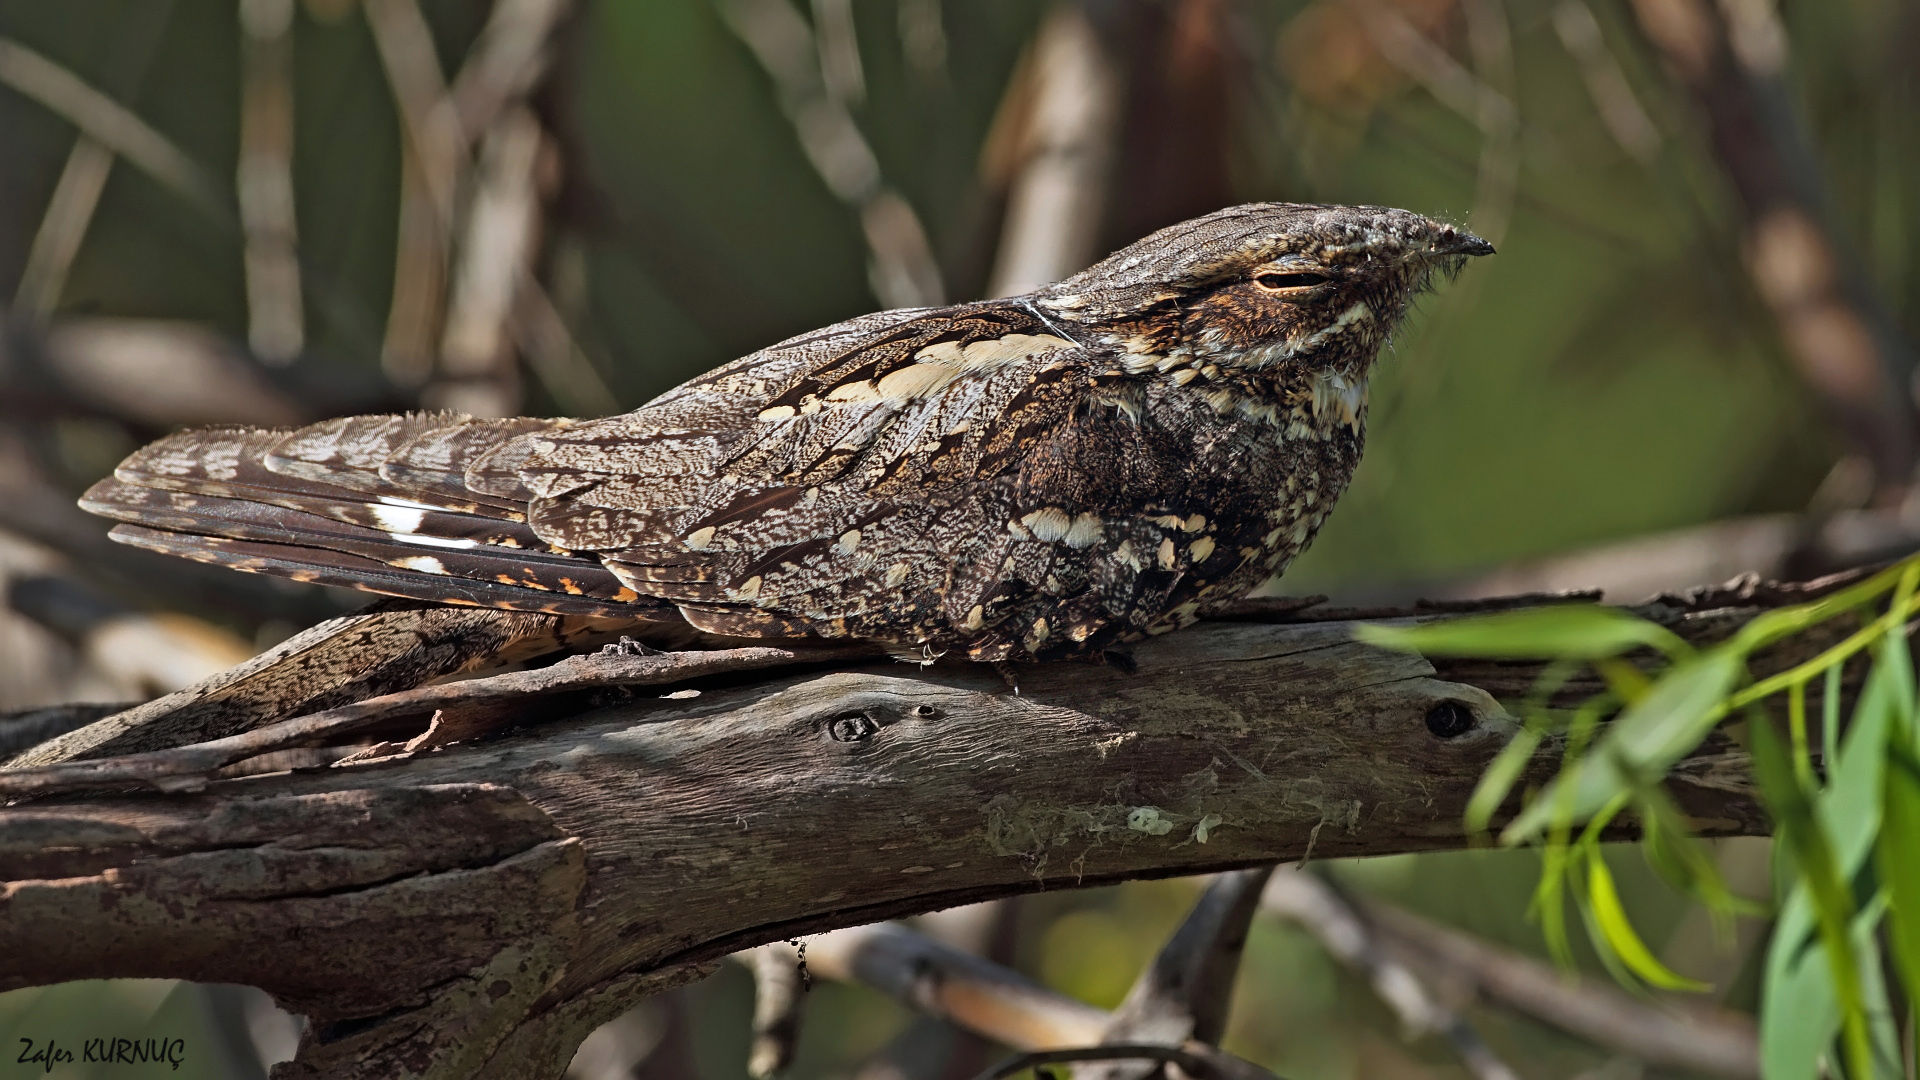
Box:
1035, 203, 1492, 391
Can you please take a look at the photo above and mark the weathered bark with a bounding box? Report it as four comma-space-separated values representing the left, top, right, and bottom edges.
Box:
0, 587, 1823, 1079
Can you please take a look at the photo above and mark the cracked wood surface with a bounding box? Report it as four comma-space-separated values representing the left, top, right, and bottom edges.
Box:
0, 605, 1785, 1080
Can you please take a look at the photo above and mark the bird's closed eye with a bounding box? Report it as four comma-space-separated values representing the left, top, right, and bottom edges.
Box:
1253, 270, 1331, 292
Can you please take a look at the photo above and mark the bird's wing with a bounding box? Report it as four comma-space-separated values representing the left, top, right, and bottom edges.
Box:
514, 299, 1095, 636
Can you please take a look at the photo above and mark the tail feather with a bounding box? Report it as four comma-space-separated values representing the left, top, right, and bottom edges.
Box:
263, 413, 470, 500
82, 416, 678, 622
108, 524, 646, 617
380, 416, 568, 513
464, 420, 572, 506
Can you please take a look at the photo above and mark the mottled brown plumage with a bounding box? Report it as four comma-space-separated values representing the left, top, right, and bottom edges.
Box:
81, 203, 1490, 662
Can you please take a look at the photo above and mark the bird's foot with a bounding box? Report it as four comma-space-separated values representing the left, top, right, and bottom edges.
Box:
599, 635, 662, 657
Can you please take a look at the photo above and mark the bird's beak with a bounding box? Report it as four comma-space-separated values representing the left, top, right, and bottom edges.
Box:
1428, 228, 1495, 258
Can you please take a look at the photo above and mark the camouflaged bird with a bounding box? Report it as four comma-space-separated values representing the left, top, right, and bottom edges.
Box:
80, 203, 1491, 663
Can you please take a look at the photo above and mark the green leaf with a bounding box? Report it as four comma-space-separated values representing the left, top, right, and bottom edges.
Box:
1356, 605, 1688, 660
1753, 717, 1875, 1080
1879, 748, 1920, 1026
1464, 726, 1540, 835
1638, 788, 1766, 918
1760, 890, 1902, 1080
1504, 650, 1743, 843
1760, 890, 1841, 1080
1819, 634, 1906, 880
1584, 848, 1710, 991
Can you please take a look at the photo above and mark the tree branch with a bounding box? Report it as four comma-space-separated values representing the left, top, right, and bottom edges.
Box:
1, 578, 1844, 1078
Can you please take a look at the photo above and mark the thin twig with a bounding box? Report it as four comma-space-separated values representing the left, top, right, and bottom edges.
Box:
432, 104, 544, 417
0, 38, 224, 216
982, 3, 1119, 298
237, 0, 305, 363
1261, 868, 1521, 1080
13, 138, 115, 322
11, 2, 174, 321
511, 275, 621, 416
1626, 0, 1918, 499
746, 942, 805, 1080
1084, 867, 1276, 1080
803, 921, 1110, 1050
974, 1043, 1278, 1080
449, 0, 573, 139
363, 0, 464, 385
1551, 0, 1660, 164
720, 0, 945, 308
1353, 894, 1760, 1078
1344, 0, 1516, 248
0, 645, 865, 796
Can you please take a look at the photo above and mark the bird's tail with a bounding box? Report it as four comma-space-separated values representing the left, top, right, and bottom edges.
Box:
80, 412, 680, 621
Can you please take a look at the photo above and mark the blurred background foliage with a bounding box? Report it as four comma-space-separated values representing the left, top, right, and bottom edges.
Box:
0, 0, 1915, 1076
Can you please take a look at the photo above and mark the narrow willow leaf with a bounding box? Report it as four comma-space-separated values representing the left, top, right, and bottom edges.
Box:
1823, 664, 1842, 774
1465, 726, 1540, 835
1753, 717, 1875, 1080
1760, 900, 1839, 1080
1585, 848, 1711, 991
1638, 788, 1766, 918
1819, 637, 1904, 877
1356, 605, 1687, 660
1594, 656, 1653, 705
1879, 749, 1920, 1025
1505, 651, 1743, 843
1855, 890, 1905, 1080
1533, 832, 1576, 971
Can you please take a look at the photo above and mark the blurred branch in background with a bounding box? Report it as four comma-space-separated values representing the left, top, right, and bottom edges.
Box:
981, 2, 1117, 297
719, 864, 1762, 1080
237, 0, 305, 364
722, 0, 946, 309
434, 103, 539, 416
1080, 868, 1275, 1080
1259, 869, 1518, 1080
366, 0, 610, 416
1550, 0, 1660, 166
743, 943, 804, 1080
364, 0, 462, 387
13, 137, 116, 323
0, 37, 225, 222
1627, 0, 1920, 503
1343, 0, 1515, 249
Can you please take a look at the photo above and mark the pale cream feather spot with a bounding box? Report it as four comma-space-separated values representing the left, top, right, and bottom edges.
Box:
1022, 507, 1072, 543
394, 555, 446, 574
1063, 512, 1103, 549
390, 532, 478, 550
370, 505, 427, 533
203, 443, 242, 481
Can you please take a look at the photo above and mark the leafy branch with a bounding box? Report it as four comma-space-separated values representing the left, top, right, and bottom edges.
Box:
1362, 556, 1920, 1079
